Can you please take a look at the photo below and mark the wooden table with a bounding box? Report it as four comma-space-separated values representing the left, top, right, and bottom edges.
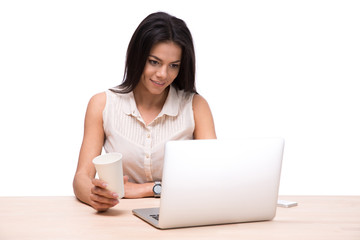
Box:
1, 196, 359, 239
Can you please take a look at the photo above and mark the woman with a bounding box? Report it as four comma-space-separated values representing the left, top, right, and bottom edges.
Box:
73, 12, 216, 211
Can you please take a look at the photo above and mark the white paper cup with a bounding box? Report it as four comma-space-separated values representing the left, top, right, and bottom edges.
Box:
92, 153, 124, 199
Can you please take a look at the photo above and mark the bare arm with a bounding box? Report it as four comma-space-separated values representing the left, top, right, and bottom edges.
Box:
192, 94, 217, 139
73, 92, 119, 211
73, 92, 154, 211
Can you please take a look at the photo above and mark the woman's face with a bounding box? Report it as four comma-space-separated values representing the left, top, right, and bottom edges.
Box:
138, 41, 182, 95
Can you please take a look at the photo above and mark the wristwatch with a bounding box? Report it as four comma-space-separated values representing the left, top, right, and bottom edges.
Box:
153, 181, 162, 198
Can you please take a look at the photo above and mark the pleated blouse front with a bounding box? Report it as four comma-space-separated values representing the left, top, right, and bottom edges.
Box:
102, 85, 195, 183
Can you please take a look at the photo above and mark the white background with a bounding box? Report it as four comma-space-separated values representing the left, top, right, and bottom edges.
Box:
0, 0, 359, 196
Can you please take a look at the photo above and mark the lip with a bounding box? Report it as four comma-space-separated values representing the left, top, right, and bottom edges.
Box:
150, 79, 166, 86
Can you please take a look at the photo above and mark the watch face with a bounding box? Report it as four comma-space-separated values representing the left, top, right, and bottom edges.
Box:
154, 185, 162, 194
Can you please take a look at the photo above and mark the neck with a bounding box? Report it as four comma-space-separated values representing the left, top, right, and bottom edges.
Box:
133, 86, 170, 110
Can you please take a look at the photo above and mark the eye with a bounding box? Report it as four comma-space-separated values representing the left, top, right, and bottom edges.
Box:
148, 59, 159, 66
170, 63, 180, 69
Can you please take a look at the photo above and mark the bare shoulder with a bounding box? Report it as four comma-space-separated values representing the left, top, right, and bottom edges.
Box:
85, 92, 107, 120
192, 94, 210, 110
192, 94, 217, 139
88, 92, 106, 112
89, 92, 106, 106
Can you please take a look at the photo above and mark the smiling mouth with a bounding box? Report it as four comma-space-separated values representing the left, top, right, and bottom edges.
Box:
151, 79, 166, 86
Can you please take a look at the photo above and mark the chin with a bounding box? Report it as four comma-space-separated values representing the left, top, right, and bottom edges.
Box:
147, 83, 170, 95
148, 88, 168, 96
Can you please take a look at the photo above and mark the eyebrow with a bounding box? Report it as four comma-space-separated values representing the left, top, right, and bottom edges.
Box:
149, 55, 181, 63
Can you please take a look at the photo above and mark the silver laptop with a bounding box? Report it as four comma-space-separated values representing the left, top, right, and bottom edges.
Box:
132, 138, 284, 229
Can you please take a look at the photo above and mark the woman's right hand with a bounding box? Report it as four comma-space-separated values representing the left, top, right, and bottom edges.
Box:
90, 179, 120, 212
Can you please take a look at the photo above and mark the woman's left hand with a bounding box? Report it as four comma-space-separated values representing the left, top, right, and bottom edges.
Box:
123, 176, 154, 198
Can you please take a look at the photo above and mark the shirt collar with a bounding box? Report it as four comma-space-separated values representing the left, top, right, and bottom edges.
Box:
159, 85, 180, 117
123, 85, 180, 118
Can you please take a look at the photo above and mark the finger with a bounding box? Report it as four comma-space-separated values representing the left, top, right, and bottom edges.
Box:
90, 193, 119, 206
123, 175, 129, 184
92, 178, 120, 199
91, 185, 119, 199
92, 178, 108, 188
90, 198, 117, 212
90, 200, 112, 212
91, 178, 117, 198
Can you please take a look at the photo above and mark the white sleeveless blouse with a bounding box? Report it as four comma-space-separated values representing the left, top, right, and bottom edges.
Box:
102, 85, 195, 183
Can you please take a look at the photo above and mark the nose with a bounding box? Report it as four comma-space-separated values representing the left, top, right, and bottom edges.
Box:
156, 65, 167, 79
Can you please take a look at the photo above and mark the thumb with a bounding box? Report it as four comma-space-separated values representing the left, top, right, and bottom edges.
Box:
123, 175, 129, 184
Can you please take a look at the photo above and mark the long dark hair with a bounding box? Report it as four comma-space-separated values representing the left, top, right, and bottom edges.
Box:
113, 12, 196, 93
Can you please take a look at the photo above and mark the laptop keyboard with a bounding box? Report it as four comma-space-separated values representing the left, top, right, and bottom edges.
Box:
150, 214, 159, 221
